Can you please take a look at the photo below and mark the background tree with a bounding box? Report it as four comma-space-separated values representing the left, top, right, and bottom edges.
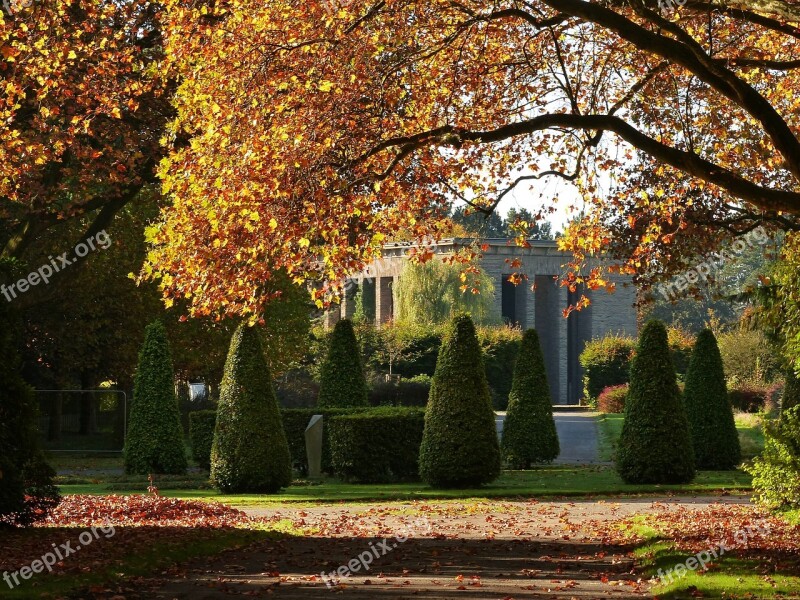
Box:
419, 314, 501, 488
124, 321, 187, 475
394, 260, 498, 326
683, 329, 741, 469
317, 319, 369, 408
0, 261, 59, 526
501, 329, 559, 468
616, 320, 695, 484
145, 0, 800, 318
211, 324, 292, 493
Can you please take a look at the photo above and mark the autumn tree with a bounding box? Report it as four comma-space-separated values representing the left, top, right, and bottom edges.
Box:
137, 0, 800, 318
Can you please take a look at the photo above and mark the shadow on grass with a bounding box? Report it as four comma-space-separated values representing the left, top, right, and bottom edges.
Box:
72, 534, 646, 599
0, 525, 275, 599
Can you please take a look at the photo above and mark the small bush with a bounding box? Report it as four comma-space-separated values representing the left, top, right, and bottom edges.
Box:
189, 410, 217, 469
729, 383, 771, 413
367, 375, 432, 407
329, 407, 425, 483
579, 334, 636, 405
317, 319, 369, 408
501, 329, 559, 468
746, 406, 800, 509
125, 321, 187, 475
717, 328, 780, 386
211, 324, 292, 493
597, 384, 628, 414
419, 314, 501, 488
683, 329, 741, 470
616, 320, 695, 484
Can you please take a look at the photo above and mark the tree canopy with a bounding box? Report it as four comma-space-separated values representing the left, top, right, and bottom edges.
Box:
3, 1, 800, 318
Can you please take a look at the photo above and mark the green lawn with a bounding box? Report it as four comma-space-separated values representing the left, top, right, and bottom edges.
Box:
631, 522, 800, 599
58, 466, 752, 506
596, 412, 766, 462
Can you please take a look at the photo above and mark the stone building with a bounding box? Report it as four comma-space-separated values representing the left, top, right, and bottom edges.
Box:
327, 238, 638, 405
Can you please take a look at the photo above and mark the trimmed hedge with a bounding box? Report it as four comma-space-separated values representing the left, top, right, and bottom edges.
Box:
728, 383, 780, 413
125, 321, 187, 475
501, 329, 559, 468
281, 407, 370, 475
580, 335, 635, 405
597, 384, 628, 414
419, 314, 501, 488
616, 320, 695, 484
683, 329, 741, 470
189, 410, 217, 469
368, 375, 432, 407
317, 319, 369, 408
211, 324, 292, 493
329, 407, 425, 483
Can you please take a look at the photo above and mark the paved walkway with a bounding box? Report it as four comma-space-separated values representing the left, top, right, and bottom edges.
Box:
552, 411, 605, 465
497, 411, 605, 465
121, 496, 752, 599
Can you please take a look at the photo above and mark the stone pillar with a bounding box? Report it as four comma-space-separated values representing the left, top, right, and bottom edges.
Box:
376, 276, 394, 326
558, 283, 569, 405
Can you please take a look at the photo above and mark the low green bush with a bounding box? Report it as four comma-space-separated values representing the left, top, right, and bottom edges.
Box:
189, 410, 216, 469
746, 406, 800, 509
329, 407, 425, 483
367, 375, 432, 407
597, 384, 628, 414
580, 334, 636, 405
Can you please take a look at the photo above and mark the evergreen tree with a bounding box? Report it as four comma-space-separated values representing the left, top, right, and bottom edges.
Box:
211, 323, 292, 493
502, 329, 559, 467
317, 319, 368, 408
419, 314, 501, 488
616, 320, 695, 484
124, 321, 187, 475
683, 329, 741, 469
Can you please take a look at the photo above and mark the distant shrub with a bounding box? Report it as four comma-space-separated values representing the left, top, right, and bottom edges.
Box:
616, 320, 695, 484
717, 329, 780, 387
368, 375, 433, 407
597, 384, 628, 414
479, 325, 522, 410
317, 319, 369, 408
683, 330, 741, 470
501, 329, 559, 468
329, 408, 425, 483
729, 383, 771, 413
667, 326, 695, 377
580, 334, 636, 405
189, 410, 216, 469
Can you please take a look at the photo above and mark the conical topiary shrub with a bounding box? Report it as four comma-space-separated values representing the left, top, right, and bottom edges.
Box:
502, 329, 560, 468
317, 318, 368, 408
783, 368, 800, 415
211, 323, 292, 493
125, 321, 187, 475
616, 320, 695, 484
683, 329, 741, 470
419, 314, 501, 488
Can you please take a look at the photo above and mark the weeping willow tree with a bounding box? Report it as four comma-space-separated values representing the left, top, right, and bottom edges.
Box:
394, 260, 498, 325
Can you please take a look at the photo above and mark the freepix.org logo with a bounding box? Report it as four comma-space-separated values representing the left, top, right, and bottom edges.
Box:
2, 0, 33, 14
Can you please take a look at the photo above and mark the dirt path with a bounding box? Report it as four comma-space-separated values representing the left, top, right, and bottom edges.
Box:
106, 495, 749, 600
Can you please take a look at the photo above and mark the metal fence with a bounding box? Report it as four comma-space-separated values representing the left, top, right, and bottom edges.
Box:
36, 390, 128, 453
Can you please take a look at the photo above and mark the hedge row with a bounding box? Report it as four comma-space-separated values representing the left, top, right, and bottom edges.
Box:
191, 406, 424, 481
328, 407, 425, 483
